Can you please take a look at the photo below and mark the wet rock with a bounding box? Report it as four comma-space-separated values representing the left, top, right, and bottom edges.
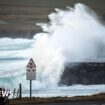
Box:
59, 63, 105, 85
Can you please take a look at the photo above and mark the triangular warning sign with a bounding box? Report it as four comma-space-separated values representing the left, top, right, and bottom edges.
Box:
27, 58, 36, 68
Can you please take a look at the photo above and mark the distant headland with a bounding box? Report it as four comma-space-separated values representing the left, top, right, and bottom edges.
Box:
0, 0, 105, 38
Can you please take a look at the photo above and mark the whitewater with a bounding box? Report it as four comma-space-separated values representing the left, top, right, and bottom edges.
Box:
0, 3, 105, 97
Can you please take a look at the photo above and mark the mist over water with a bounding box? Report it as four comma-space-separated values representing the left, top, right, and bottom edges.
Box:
0, 3, 105, 96
37, 3, 105, 62
33, 3, 105, 86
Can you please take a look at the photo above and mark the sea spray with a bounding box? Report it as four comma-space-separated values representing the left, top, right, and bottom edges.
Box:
0, 3, 105, 89
32, 3, 105, 86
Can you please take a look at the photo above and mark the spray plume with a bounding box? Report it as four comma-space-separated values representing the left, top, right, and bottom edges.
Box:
31, 3, 105, 86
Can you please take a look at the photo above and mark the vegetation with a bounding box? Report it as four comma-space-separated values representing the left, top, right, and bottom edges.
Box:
9, 93, 105, 105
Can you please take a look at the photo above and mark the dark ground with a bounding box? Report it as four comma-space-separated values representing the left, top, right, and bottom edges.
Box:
16, 102, 105, 105
9, 93, 105, 105
0, 0, 105, 38
25, 102, 105, 105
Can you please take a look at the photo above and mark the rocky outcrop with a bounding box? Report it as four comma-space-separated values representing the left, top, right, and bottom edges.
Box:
59, 63, 105, 85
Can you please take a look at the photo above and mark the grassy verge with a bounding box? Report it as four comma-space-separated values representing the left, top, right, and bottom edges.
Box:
9, 93, 105, 105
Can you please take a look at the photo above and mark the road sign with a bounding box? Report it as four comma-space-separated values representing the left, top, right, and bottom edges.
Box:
26, 58, 36, 99
26, 58, 36, 80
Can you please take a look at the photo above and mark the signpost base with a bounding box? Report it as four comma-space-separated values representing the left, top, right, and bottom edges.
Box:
30, 80, 32, 99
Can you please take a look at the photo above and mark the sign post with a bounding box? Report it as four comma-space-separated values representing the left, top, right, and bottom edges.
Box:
26, 58, 36, 99
30, 80, 32, 98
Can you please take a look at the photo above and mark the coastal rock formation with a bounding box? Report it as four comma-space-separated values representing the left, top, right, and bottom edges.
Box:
59, 63, 105, 85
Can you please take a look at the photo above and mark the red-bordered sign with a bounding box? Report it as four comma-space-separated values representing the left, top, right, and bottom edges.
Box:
27, 58, 36, 68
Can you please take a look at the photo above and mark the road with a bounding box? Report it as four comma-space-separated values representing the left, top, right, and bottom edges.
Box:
21, 101, 105, 105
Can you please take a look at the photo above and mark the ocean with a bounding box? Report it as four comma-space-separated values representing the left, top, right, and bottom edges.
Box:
0, 3, 105, 97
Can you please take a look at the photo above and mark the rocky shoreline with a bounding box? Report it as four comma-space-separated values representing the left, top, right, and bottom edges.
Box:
60, 62, 105, 85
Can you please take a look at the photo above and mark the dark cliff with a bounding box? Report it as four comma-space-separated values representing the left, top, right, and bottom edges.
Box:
0, 0, 105, 38
60, 62, 105, 85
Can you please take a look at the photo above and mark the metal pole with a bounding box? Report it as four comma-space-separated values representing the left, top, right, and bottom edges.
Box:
30, 80, 32, 99
19, 83, 22, 99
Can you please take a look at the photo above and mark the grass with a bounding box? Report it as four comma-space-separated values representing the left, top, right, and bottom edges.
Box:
9, 93, 105, 105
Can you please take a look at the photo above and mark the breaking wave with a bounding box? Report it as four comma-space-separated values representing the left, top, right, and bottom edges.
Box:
0, 3, 105, 96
